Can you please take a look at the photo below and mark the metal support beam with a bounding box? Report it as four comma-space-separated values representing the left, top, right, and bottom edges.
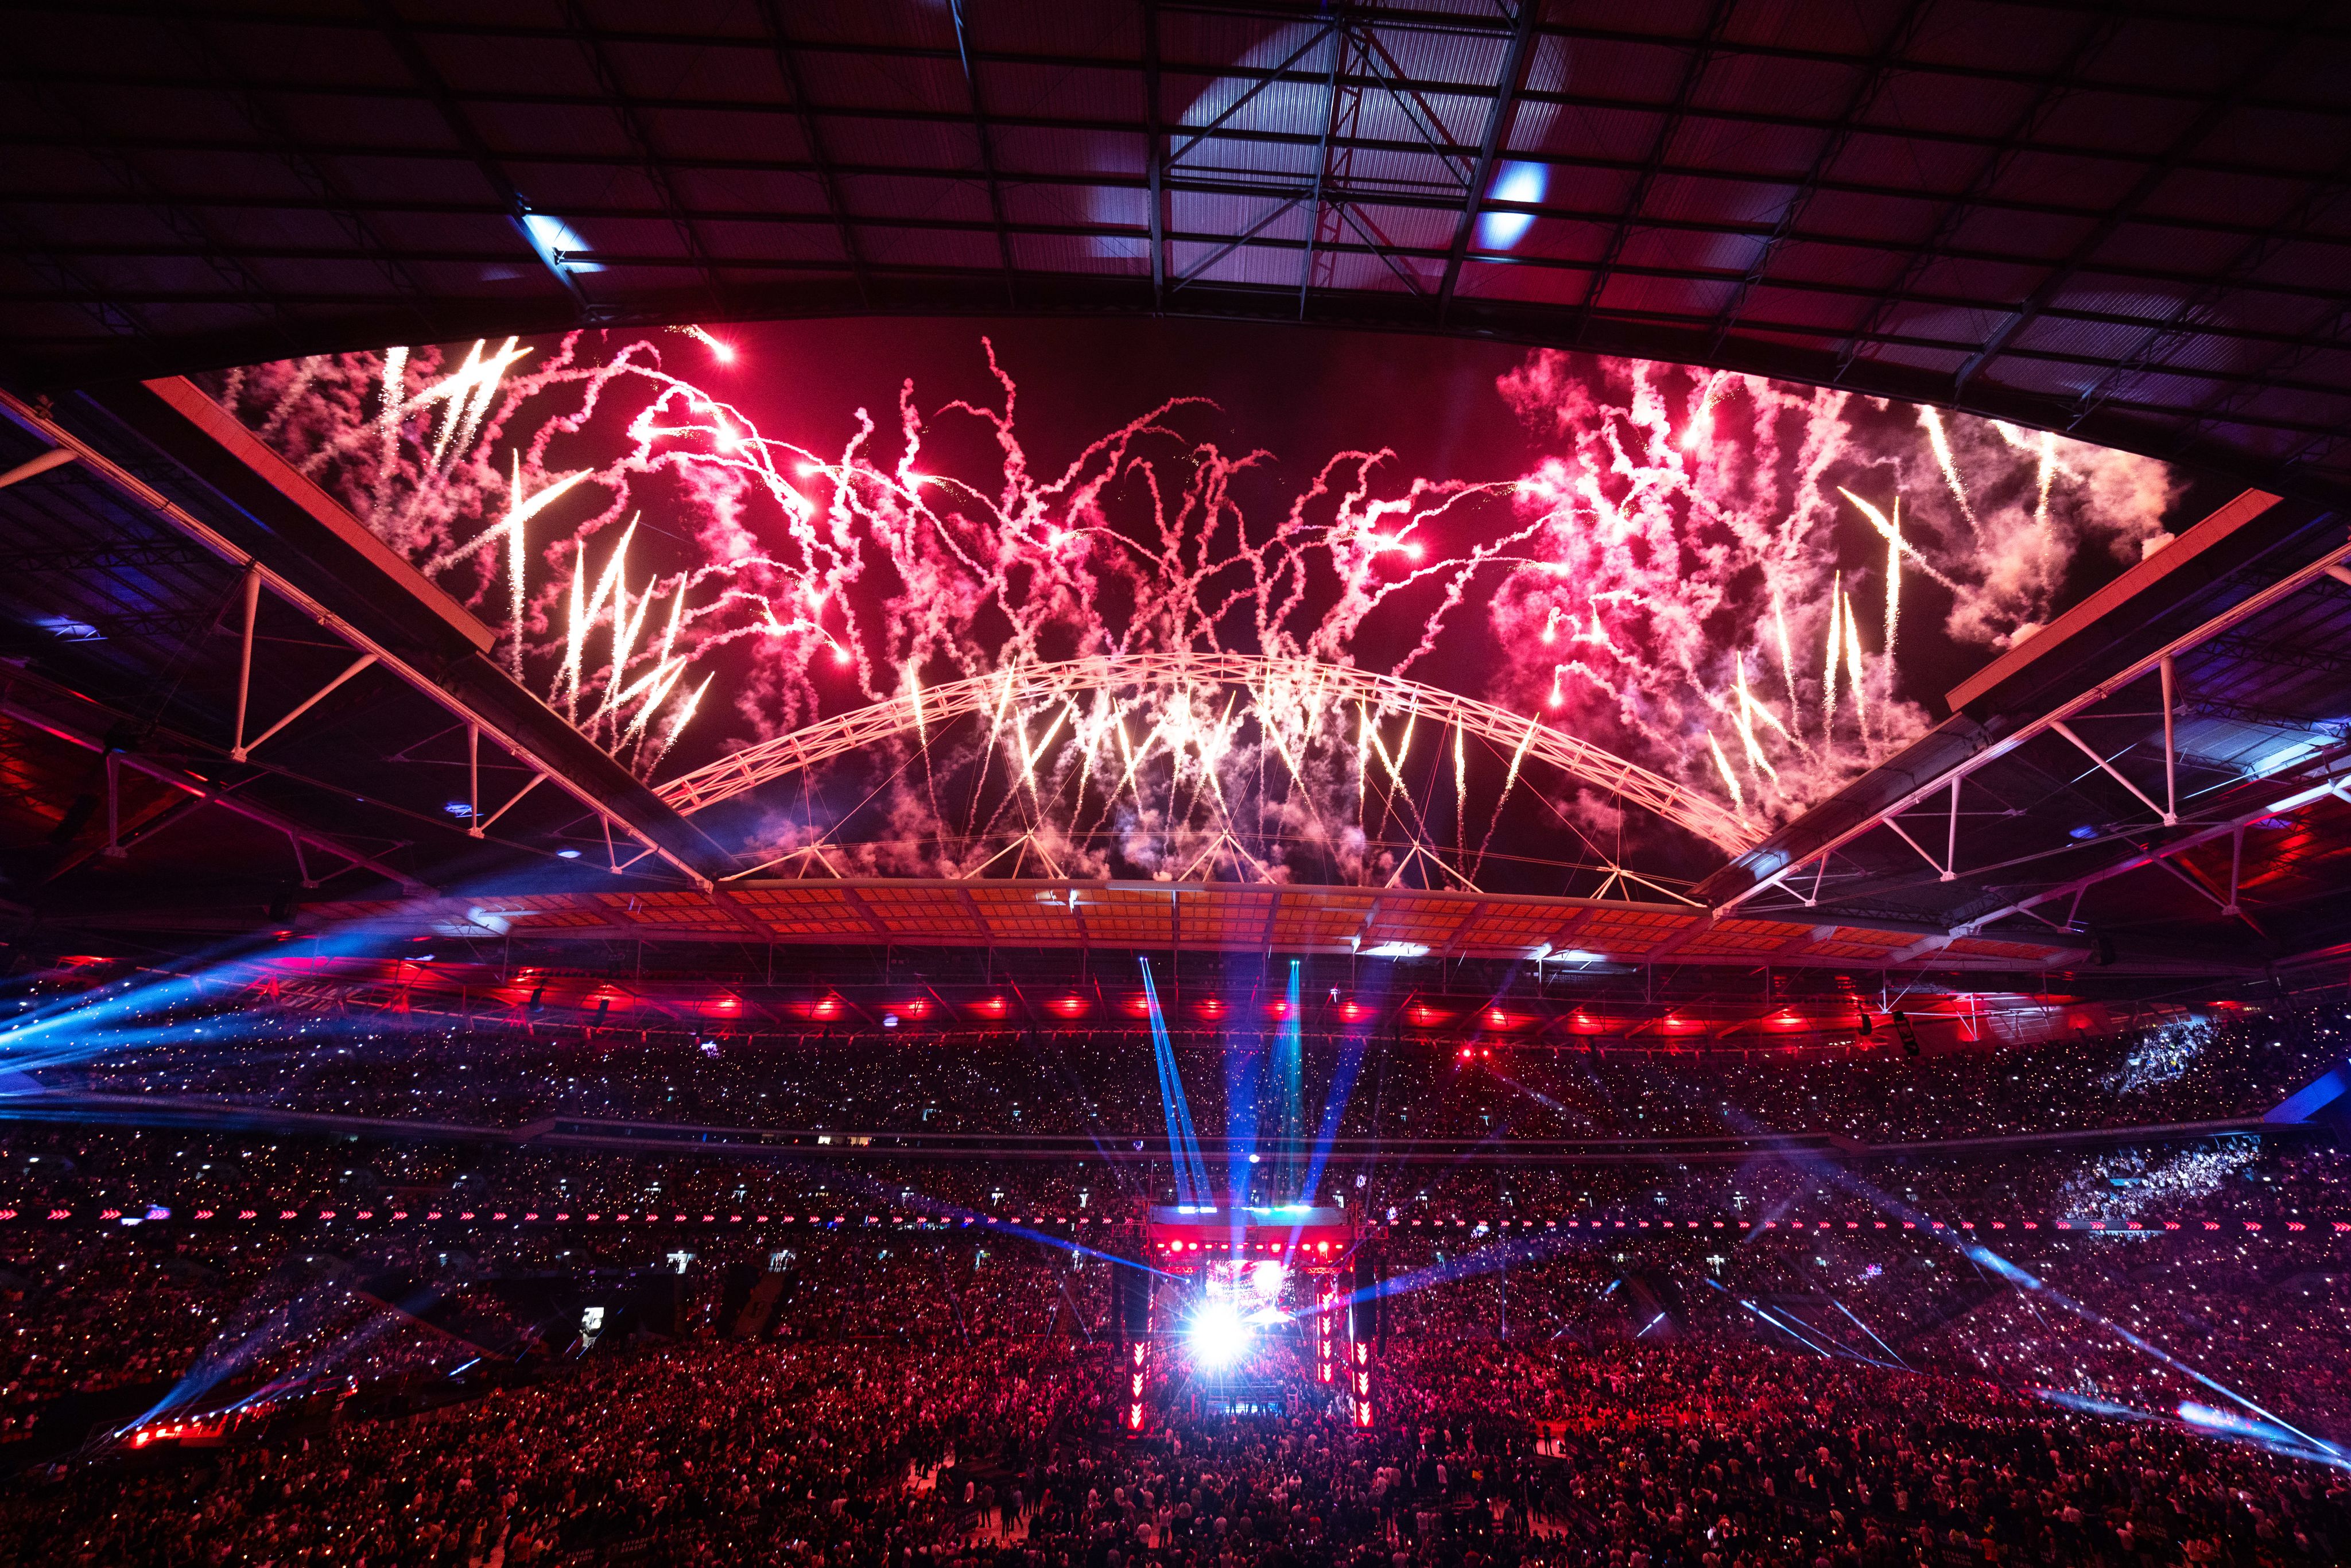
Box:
1952, 13, 2315, 394
1881, 815, 1947, 881
467, 722, 482, 838
2050, 719, 2172, 825
1141, 0, 1166, 309
1576, 0, 1735, 341
1952, 748, 2349, 938
946, 0, 1017, 301
1298, 22, 1346, 315
2159, 654, 2178, 821
232, 653, 376, 761
102, 749, 125, 859
476, 771, 546, 833
1706, 0, 1931, 358
366, 0, 593, 318
6, 378, 735, 889
1942, 777, 1960, 883
0, 448, 76, 490
2177, 696, 2350, 738
1718, 530, 2351, 915
754, 0, 868, 306
2, 686, 426, 892
1436, 0, 1538, 317
2203, 631, 2351, 679
0, 541, 214, 575
230, 561, 260, 757
2225, 823, 2244, 917
561, 1, 726, 310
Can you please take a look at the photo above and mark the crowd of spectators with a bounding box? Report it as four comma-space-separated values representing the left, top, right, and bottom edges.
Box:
34, 1004, 2344, 1145
0, 1136, 2342, 1515
0, 999, 2340, 1562
1, 1270, 2345, 1566
4, 1116, 2342, 1239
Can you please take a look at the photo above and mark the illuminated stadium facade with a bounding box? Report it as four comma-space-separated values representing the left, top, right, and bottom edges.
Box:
1, 4, 2350, 1559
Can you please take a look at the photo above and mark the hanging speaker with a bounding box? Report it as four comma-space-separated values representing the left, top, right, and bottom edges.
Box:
1890, 1009, 1920, 1058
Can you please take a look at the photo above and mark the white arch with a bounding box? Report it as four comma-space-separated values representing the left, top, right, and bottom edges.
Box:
657, 653, 1756, 853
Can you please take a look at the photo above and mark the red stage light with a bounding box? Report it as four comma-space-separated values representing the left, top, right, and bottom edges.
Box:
971, 997, 1008, 1018
1048, 995, 1089, 1018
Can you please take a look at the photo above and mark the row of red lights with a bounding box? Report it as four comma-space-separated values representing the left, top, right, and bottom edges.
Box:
5, 1208, 2334, 1233
786, 998, 1849, 1029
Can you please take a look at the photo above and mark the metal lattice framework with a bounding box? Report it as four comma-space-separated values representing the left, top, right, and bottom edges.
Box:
2, 3, 2350, 500
655, 651, 1755, 855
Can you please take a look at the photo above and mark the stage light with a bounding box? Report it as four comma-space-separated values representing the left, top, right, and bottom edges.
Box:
1187, 1301, 1251, 1369
556, 848, 581, 859
2069, 824, 2098, 840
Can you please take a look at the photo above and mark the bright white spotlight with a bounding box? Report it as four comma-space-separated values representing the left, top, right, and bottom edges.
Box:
1187, 1301, 1251, 1369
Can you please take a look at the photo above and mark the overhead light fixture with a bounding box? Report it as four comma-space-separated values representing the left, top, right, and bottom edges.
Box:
1477, 161, 1546, 250
518, 210, 603, 273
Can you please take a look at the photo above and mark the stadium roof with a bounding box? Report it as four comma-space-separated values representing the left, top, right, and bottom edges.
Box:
2, 0, 2350, 504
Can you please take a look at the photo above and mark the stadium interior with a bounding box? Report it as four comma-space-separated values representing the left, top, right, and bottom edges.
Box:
1, 2, 2349, 1565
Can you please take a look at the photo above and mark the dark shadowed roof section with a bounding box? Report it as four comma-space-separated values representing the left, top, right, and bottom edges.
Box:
1, 0, 2348, 500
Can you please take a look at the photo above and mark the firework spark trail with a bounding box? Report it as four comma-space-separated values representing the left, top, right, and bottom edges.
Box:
2036, 428, 2057, 532
1842, 593, 1871, 745
1886, 497, 1900, 680
1771, 588, 1802, 745
215, 337, 2179, 875
372, 346, 407, 521
1920, 405, 1981, 536
1453, 722, 1467, 858
1706, 733, 1745, 818
1822, 573, 1842, 766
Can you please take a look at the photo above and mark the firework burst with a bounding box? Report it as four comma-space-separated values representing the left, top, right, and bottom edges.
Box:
210, 333, 2179, 884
